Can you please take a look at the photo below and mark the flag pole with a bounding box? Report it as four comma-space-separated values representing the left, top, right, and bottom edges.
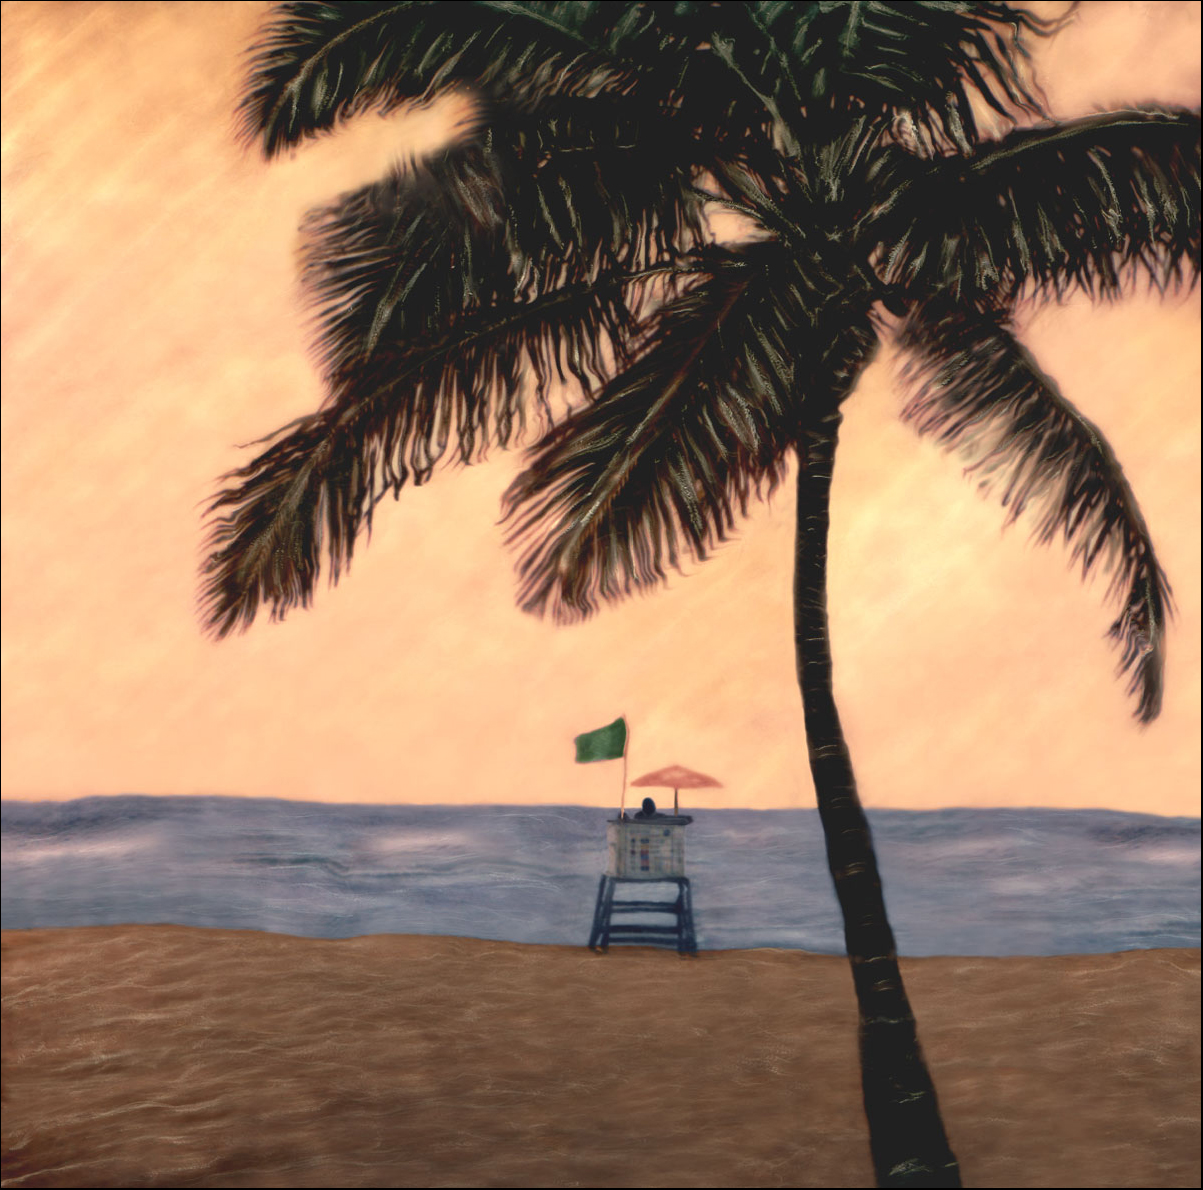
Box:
619, 715, 629, 820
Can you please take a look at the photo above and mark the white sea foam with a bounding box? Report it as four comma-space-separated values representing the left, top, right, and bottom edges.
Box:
369, 830, 476, 854
3, 835, 153, 864
1136, 845, 1201, 866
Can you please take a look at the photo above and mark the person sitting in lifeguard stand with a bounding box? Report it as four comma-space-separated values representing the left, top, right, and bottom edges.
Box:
623, 796, 693, 823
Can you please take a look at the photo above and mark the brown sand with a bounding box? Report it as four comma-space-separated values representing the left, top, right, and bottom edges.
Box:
1, 928, 1198, 1189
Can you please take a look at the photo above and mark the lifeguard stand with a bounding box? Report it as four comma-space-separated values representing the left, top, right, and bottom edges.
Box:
587, 813, 697, 954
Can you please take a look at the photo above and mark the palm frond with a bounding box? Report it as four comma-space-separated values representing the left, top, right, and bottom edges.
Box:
503, 245, 878, 623
239, 1, 771, 158
898, 303, 1171, 722
721, 1, 1061, 153
241, 2, 1063, 164
200, 267, 680, 638
537, 0, 1060, 152
239, 1, 629, 155
507, 1, 747, 114
879, 107, 1202, 304
302, 93, 712, 381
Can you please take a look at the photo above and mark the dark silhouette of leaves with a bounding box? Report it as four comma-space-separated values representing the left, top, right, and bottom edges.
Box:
241, 1, 1061, 158
899, 303, 1171, 722
878, 107, 1202, 304
201, 265, 684, 638
300, 92, 712, 380
504, 245, 878, 621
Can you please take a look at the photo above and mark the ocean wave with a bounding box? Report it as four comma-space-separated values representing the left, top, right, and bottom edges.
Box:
2, 798, 1197, 955
3, 834, 156, 863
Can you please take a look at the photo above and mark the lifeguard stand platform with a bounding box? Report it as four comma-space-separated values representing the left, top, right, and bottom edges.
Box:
587, 813, 697, 954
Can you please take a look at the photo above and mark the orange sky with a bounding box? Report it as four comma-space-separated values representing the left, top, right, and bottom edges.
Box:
2, 1, 1199, 813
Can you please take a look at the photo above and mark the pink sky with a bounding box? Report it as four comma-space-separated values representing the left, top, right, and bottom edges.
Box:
2, 1, 1199, 813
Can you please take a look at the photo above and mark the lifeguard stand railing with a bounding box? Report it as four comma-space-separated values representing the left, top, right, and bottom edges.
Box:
587, 815, 697, 954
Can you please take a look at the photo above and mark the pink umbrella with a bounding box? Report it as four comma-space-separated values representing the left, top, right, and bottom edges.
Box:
631, 764, 723, 814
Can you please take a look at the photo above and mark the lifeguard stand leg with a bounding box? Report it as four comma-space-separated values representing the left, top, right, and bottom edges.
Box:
676, 877, 698, 955
588, 875, 616, 951
587, 876, 698, 954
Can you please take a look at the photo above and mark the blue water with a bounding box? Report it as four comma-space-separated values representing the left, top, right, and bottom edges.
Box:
1, 797, 1198, 955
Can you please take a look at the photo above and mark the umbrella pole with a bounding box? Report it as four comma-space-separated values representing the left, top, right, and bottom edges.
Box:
674, 787, 679, 815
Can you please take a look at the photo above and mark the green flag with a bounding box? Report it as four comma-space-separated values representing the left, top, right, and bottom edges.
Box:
574, 717, 627, 763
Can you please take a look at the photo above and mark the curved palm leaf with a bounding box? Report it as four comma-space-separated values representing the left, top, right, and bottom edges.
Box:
898, 303, 1171, 722
241, 2, 1061, 163
239, 1, 774, 157
302, 92, 713, 380
878, 107, 1202, 304
503, 245, 879, 622
239, 1, 622, 155
200, 265, 683, 638
556, 1, 1060, 153
719, 1, 1060, 153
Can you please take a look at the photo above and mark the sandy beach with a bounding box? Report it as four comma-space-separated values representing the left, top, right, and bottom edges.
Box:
1, 927, 1198, 1188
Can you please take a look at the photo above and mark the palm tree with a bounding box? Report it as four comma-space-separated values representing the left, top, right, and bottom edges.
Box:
201, 4, 1201, 1186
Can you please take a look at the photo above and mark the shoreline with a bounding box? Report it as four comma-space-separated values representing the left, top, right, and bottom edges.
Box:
4, 919, 1200, 960
3, 926, 1199, 1187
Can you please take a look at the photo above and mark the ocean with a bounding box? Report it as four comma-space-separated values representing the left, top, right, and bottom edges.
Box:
2, 796, 1198, 955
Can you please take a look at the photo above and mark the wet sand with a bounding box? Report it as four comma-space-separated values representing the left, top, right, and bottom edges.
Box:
2, 927, 1198, 1188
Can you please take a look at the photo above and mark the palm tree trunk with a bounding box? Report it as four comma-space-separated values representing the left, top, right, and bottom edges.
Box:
795, 409, 962, 1189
